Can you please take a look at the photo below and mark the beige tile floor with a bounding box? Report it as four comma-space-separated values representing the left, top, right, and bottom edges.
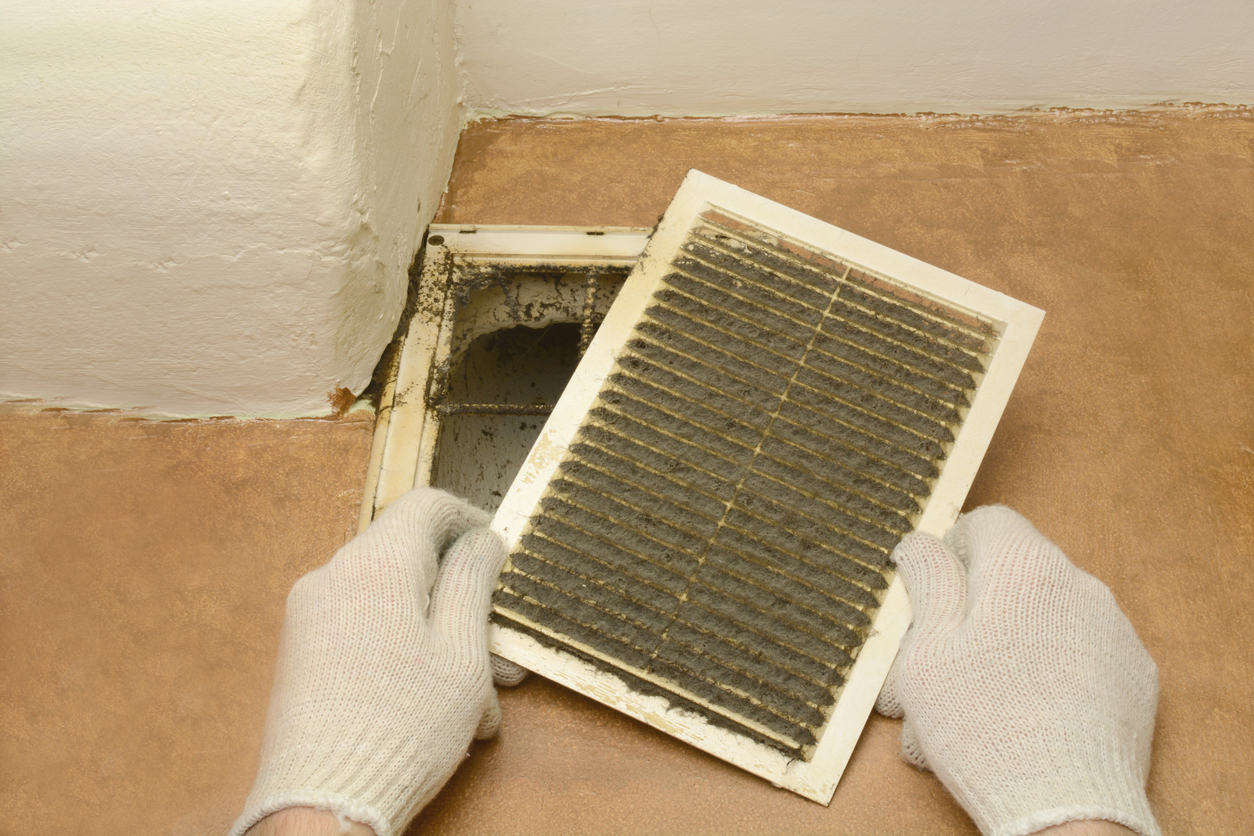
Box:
3, 110, 1252, 834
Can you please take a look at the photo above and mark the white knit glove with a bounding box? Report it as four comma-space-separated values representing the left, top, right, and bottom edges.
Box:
875, 506, 1160, 836
230, 489, 509, 836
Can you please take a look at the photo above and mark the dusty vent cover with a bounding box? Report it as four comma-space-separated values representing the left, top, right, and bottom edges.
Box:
489, 171, 1044, 803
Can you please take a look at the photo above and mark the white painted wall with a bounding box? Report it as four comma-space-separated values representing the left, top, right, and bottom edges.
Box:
3, 0, 1250, 417
1, 0, 460, 416
455, 0, 1254, 116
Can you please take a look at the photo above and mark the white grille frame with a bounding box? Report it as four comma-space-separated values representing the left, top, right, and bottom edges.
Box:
488, 170, 1044, 803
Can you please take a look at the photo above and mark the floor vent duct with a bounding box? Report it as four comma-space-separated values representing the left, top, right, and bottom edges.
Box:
359, 226, 650, 528
489, 171, 1044, 803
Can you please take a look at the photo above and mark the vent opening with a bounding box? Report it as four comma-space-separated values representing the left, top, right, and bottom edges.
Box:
359, 226, 651, 528
427, 266, 629, 512
431, 322, 582, 511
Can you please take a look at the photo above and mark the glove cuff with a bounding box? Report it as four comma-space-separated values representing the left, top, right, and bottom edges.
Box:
947, 716, 1160, 836
229, 792, 390, 836
998, 803, 1160, 836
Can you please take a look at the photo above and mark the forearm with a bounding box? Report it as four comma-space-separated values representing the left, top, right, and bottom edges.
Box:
245, 807, 377, 836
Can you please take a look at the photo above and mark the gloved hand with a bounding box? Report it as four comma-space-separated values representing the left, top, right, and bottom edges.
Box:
876, 506, 1160, 836
230, 489, 510, 836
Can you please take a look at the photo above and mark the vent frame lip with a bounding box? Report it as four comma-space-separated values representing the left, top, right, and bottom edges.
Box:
359, 225, 653, 532
488, 170, 1045, 804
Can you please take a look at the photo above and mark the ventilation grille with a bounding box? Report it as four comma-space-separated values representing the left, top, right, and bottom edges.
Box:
493, 209, 996, 755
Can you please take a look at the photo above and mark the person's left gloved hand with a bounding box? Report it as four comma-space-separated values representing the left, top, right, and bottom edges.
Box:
230, 488, 509, 836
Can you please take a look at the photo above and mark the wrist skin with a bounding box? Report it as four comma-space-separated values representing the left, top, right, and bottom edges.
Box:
245, 807, 377, 836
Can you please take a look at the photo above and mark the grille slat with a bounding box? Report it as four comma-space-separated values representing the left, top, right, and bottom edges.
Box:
497, 588, 659, 665
811, 330, 971, 406
753, 436, 923, 513
523, 526, 690, 594
636, 318, 802, 388
686, 584, 855, 668
649, 656, 817, 746
760, 422, 932, 499
604, 378, 769, 451
687, 223, 990, 367
654, 288, 809, 356
791, 367, 955, 448
701, 542, 876, 631
585, 411, 745, 482
778, 387, 946, 473
695, 213, 994, 348
662, 274, 819, 343
627, 332, 794, 399
721, 531, 881, 611
682, 239, 840, 306
800, 345, 967, 419
593, 399, 758, 468
816, 316, 977, 390
716, 513, 889, 591
681, 598, 849, 686
520, 532, 684, 600
619, 349, 784, 413
839, 284, 989, 354
572, 433, 735, 501
697, 249, 982, 386
826, 296, 985, 374
740, 470, 908, 546
558, 458, 726, 525
642, 306, 805, 377
544, 485, 713, 556
675, 252, 830, 324
538, 497, 703, 573
747, 453, 916, 530
562, 452, 730, 518
507, 562, 677, 635
609, 361, 778, 431
662, 620, 832, 712
690, 224, 843, 298
695, 565, 864, 647
494, 209, 997, 758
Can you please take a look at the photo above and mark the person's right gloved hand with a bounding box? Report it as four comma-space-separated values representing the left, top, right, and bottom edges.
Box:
875, 506, 1160, 836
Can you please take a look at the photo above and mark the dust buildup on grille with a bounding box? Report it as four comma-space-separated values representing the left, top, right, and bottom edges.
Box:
494, 214, 993, 757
